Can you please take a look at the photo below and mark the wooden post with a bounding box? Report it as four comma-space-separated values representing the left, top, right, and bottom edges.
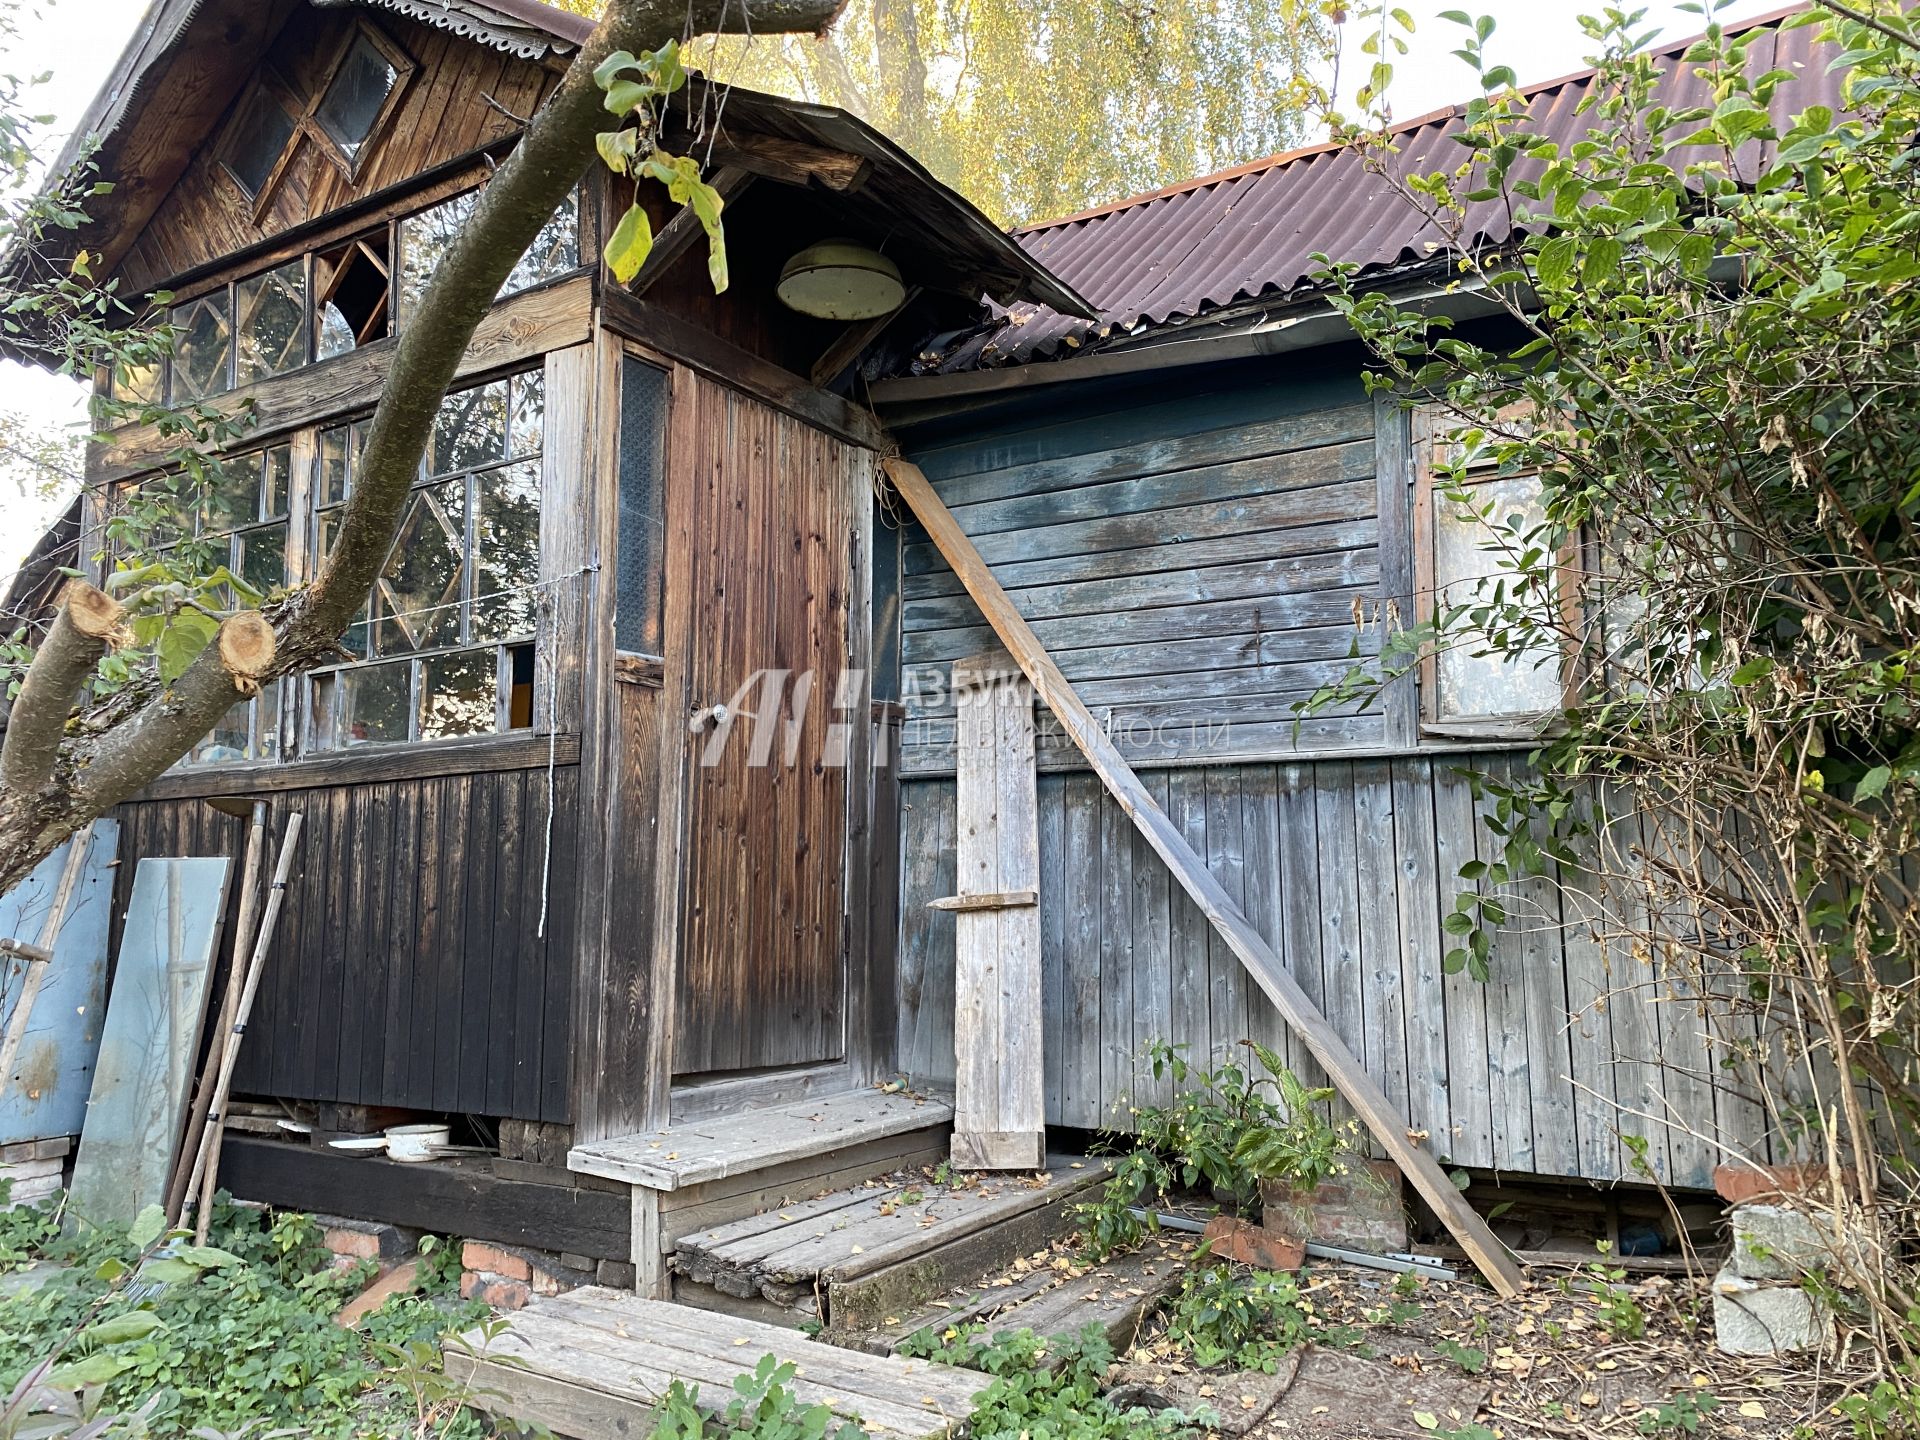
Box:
883, 457, 1528, 1298
941, 653, 1044, 1171
0, 823, 95, 1094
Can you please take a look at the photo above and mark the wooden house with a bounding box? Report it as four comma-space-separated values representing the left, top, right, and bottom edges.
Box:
11, 0, 1830, 1303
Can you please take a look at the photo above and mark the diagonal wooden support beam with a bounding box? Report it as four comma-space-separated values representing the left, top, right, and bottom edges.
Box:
882, 456, 1529, 1299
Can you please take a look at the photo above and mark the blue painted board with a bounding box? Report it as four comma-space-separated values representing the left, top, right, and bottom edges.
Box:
0, 820, 120, 1146
67, 857, 231, 1232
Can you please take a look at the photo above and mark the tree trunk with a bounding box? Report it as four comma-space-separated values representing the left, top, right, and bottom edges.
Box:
0, 0, 846, 898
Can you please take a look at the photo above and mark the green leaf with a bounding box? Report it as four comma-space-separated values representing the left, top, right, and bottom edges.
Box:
46, 1353, 135, 1388
1729, 656, 1774, 685
707, 224, 729, 295
84, 1312, 165, 1345
128, 1203, 167, 1249
172, 1244, 243, 1269
156, 610, 219, 685
595, 127, 639, 176
605, 203, 654, 285
592, 49, 638, 88
1856, 766, 1892, 802
1582, 235, 1622, 284
138, 1258, 203, 1284
1534, 236, 1575, 288
603, 77, 656, 117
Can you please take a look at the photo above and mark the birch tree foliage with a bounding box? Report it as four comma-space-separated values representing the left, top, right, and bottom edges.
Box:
555, 0, 1338, 226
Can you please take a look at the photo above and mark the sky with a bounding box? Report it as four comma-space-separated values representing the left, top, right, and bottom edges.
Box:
0, 0, 1790, 576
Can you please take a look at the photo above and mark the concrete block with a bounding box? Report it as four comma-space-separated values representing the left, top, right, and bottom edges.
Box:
1713, 1267, 1830, 1355
1730, 1203, 1868, 1281
598, 1258, 638, 1289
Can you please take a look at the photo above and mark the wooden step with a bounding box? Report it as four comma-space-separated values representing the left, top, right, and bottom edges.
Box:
444, 1287, 982, 1440
675, 1157, 1106, 1327
568, 1089, 953, 1191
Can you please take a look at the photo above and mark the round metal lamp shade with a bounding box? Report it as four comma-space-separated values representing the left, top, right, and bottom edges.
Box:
776, 239, 905, 320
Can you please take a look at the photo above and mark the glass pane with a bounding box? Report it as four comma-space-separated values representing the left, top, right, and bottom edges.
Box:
418, 649, 497, 741
170, 293, 232, 400
220, 84, 297, 197
373, 480, 464, 654
431, 380, 506, 475
110, 355, 162, 407
314, 33, 399, 159
318, 422, 367, 507
338, 661, 412, 745
503, 190, 579, 298
315, 510, 371, 657
1433, 474, 1563, 720
255, 680, 282, 762
123, 475, 194, 549
202, 453, 260, 534
237, 522, 287, 599
262, 443, 291, 519
187, 701, 252, 766
318, 301, 357, 360
509, 370, 545, 458
235, 261, 308, 384
474, 460, 540, 642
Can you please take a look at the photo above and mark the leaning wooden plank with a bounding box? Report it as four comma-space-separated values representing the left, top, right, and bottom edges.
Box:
950, 653, 1045, 1171
66, 857, 232, 1232
883, 456, 1528, 1300
0, 821, 118, 1147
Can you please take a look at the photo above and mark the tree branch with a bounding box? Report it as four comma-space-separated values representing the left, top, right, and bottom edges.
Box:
0, 582, 123, 797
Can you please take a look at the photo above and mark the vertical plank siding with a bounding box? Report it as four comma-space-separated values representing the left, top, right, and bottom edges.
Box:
109, 764, 579, 1124
890, 358, 1767, 1188
896, 756, 1764, 1188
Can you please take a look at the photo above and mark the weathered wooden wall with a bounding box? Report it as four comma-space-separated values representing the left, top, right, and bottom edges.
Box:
120, 7, 556, 294
890, 356, 1768, 1189
111, 756, 579, 1124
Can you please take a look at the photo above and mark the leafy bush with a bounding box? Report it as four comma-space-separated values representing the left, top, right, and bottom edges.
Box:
0, 1197, 488, 1438
1160, 1263, 1337, 1371
898, 1324, 1199, 1440
1078, 1040, 1356, 1257
645, 1354, 863, 1440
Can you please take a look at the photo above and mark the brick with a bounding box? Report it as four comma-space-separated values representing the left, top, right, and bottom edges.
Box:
315, 1214, 419, 1263
1260, 1160, 1407, 1254
460, 1272, 532, 1310
598, 1258, 638, 1289
560, 1252, 595, 1273
1713, 1268, 1830, 1355
462, 1242, 532, 1282
335, 1259, 422, 1328
1713, 1162, 1854, 1206
1202, 1216, 1304, 1272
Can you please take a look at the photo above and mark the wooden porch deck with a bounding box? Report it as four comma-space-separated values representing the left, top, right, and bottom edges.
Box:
445, 1288, 982, 1440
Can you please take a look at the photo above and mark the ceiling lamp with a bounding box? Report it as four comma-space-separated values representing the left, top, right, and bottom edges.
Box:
777, 239, 905, 321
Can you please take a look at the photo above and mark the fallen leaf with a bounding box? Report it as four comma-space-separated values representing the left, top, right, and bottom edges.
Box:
1413, 1414, 1439, 1432
1739, 1402, 1767, 1419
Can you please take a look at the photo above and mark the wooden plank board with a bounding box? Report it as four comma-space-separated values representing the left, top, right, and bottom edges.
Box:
568, 1090, 952, 1190
883, 457, 1527, 1299
0, 821, 119, 1146
949, 655, 1045, 1170
449, 1290, 979, 1440
67, 858, 231, 1231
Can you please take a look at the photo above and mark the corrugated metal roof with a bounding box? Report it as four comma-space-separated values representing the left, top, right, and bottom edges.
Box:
917, 2, 1843, 374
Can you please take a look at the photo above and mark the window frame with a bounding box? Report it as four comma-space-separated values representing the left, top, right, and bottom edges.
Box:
1411, 403, 1581, 740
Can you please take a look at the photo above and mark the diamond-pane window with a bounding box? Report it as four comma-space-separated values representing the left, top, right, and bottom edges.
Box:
218, 83, 298, 199
236, 261, 308, 384
374, 481, 465, 654
170, 294, 232, 400
397, 189, 579, 328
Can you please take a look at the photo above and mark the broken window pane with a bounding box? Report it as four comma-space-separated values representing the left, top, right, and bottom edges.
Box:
474, 460, 540, 642
373, 479, 465, 654
170, 293, 232, 400
337, 660, 412, 745
1432, 474, 1564, 721
315, 32, 399, 163
418, 649, 497, 740
236, 261, 308, 384
218, 84, 298, 198
431, 380, 507, 475
315, 236, 390, 358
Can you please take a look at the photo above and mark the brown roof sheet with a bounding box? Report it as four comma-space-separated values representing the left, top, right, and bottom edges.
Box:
917, 2, 1843, 374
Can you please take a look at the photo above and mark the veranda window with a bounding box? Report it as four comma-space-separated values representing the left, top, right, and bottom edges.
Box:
306, 370, 545, 749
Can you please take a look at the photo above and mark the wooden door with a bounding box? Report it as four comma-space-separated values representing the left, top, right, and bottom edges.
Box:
671, 374, 857, 1074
